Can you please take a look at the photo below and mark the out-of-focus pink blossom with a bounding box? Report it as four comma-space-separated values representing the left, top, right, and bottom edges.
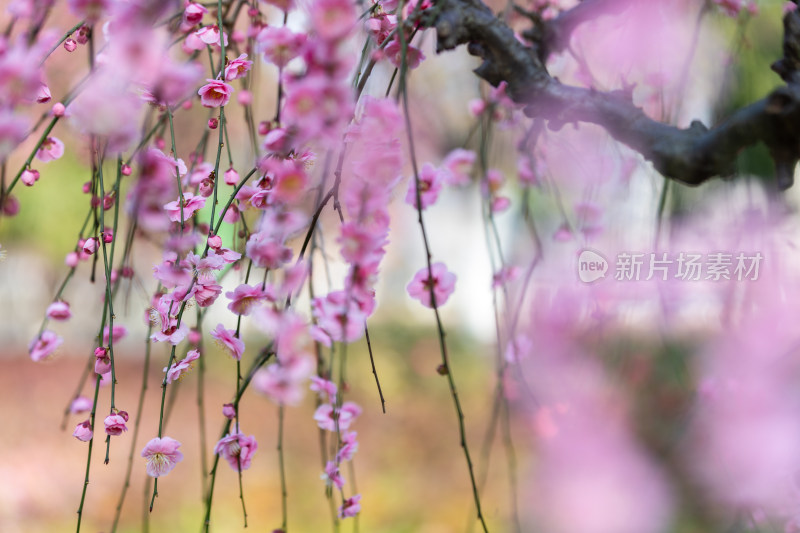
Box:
222, 403, 236, 419
29, 330, 63, 362
313, 402, 362, 432
405, 163, 443, 210
46, 301, 71, 321
256, 26, 306, 67
103, 324, 127, 345
21, 169, 39, 186
322, 461, 345, 489
311, 0, 356, 41
338, 494, 361, 519
70, 396, 93, 414
406, 262, 456, 308
164, 193, 206, 222
252, 356, 315, 405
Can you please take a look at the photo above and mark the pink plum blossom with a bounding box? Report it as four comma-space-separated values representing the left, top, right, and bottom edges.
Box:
256, 26, 306, 67
226, 283, 271, 315
311, 291, 368, 345
406, 262, 456, 308
252, 356, 315, 405
405, 163, 443, 210
222, 403, 236, 419
104, 411, 129, 436
103, 324, 127, 345
442, 148, 475, 186
164, 192, 206, 222
73, 420, 93, 442
310, 376, 338, 403
214, 433, 258, 471
21, 169, 39, 186
224, 53, 252, 81
94, 346, 111, 374
337, 431, 359, 462
224, 167, 239, 185
181, 2, 208, 30
198, 79, 233, 108
29, 330, 63, 361
164, 349, 200, 384
311, 0, 356, 41
322, 461, 345, 489
70, 396, 93, 414
194, 25, 228, 47
211, 324, 245, 360
35, 136, 63, 163
141, 437, 184, 478
313, 402, 362, 432
338, 494, 361, 519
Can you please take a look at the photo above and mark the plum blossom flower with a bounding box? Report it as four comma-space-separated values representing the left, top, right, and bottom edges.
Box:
181, 2, 208, 30
405, 163, 443, 209
46, 301, 71, 321
226, 283, 272, 315
311, 0, 356, 41
310, 376, 338, 403
21, 169, 39, 186
406, 262, 456, 308
311, 291, 368, 345
313, 402, 362, 432
103, 324, 127, 345
29, 330, 63, 361
35, 136, 64, 162
194, 25, 228, 47
211, 324, 245, 360
70, 396, 93, 414
224, 53, 252, 81
141, 437, 184, 477
198, 79, 233, 108
256, 26, 306, 67
214, 433, 258, 471
164, 349, 200, 384
222, 403, 236, 419
337, 431, 359, 462
94, 346, 111, 374
441, 148, 475, 186
252, 356, 315, 405
322, 460, 345, 489
73, 420, 93, 442
338, 494, 361, 519
164, 193, 206, 222
104, 411, 129, 436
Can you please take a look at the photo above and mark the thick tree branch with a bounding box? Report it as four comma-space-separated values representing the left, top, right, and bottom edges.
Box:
428, 0, 800, 189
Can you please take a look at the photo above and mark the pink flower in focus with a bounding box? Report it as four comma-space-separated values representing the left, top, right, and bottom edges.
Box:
35, 136, 64, 162
73, 420, 93, 442
198, 79, 233, 108
214, 433, 258, 471
104, 411, 129, 436
211, 324, 245, 360
94, 346, 111, 374
164, 349, 200, 384
194, 279, 222, 307
406, 262, 456, 308
164, 192, 206, 222
29, 330, 63, 362
338, 494, 361, 519
141, 437, 184, 477
405, 163, 443, 210
224, 53, 253, 81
